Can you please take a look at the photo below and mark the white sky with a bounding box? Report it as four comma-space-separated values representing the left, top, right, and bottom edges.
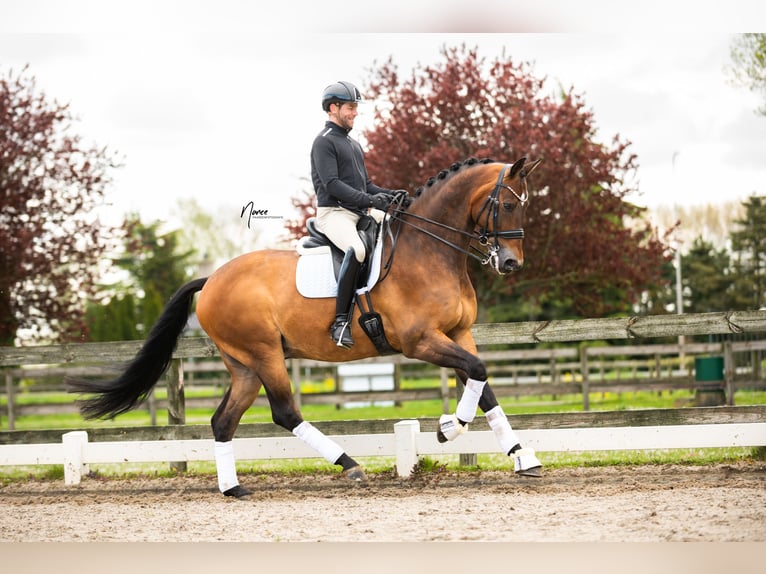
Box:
2, 1, 766, 247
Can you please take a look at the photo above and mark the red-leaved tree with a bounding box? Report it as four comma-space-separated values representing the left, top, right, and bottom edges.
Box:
0, 66, 121, 345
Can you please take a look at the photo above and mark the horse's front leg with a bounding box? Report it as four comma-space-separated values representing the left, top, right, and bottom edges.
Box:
406, 329, 542, 477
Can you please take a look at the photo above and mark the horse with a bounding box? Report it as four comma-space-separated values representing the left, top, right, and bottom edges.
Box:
66, 156, 544, 497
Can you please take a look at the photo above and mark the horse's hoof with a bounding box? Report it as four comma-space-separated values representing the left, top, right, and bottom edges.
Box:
342, 465, 366, 482
515, 466, 542, 478
223, 485, 253, 498
436, 429, 448, 443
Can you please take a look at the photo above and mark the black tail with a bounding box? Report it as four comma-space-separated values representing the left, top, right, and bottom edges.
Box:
65, 277, 208, 420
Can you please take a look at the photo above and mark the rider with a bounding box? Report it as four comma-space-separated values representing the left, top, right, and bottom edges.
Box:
310, 80, 401, 349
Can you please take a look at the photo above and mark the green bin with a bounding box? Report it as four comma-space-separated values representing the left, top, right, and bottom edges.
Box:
694, 356, 724, 382
694, 356, 726, 406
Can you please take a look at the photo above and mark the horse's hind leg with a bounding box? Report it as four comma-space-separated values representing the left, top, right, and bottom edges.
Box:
257, 352, 366, 482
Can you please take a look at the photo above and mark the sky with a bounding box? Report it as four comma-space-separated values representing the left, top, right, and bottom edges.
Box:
2, 1, 766, 249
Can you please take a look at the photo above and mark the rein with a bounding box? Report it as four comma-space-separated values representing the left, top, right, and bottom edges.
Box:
385, 164, 527, 270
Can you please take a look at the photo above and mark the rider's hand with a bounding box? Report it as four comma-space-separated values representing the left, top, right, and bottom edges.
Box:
369, 194, 391, 210
392, 189, 412, 207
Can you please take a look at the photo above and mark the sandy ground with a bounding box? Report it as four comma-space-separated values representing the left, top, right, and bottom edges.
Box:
1, 462, 764, 543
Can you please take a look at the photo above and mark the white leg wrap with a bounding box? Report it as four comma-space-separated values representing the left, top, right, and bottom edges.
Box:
292, 421, 344, 464
214, 441, 239, 493
455, 378, 486, 423
485, 405, 521, 454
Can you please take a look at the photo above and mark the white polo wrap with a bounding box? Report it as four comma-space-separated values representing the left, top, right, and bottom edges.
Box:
292, 421, 344, 464
455, 378, 486, 423
485, 405, 521, 454
214, 440, 239, 493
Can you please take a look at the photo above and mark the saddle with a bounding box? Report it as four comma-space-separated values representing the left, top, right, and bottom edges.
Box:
300, 215, 379, 282
295, 215, 398, 355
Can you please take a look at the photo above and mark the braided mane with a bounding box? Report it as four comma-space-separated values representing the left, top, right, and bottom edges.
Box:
413, 157, 495, 198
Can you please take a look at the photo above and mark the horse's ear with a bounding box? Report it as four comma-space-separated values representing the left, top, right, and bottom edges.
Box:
521, 158, 543, 178
509, 157, 527, 178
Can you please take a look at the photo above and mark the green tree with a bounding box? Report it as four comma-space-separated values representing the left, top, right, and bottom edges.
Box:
85, 214, 195, 341
0, 65, 121, 345
728, 33, 766, 116
682, 236, 732, 313
729, 195, 766, 309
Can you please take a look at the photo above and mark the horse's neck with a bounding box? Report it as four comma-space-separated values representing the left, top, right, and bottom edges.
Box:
395, 191, 474, 267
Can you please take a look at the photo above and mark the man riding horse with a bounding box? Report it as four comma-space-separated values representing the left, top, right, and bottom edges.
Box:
310, 80, 405, 348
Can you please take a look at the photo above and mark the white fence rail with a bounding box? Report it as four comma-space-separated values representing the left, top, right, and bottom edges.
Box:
2, 420, 764, 485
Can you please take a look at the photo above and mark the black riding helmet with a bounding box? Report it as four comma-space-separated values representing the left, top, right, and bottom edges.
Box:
321, 81, 363, 111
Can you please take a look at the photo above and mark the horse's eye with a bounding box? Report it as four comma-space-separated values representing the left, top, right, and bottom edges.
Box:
503, 202, 516, 212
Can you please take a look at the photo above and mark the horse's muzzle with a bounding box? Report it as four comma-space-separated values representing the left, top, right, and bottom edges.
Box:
500, 257, 523, 274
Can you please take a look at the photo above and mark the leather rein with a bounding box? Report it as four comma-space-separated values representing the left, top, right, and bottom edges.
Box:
381, 164, 528, 276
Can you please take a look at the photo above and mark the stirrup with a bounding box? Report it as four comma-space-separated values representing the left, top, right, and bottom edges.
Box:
330, 318, 354, 348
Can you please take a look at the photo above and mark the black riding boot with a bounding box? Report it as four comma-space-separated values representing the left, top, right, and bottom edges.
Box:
330, 248, 361, 348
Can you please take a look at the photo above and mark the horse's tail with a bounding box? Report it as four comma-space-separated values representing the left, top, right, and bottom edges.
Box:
65, 277, 208, 420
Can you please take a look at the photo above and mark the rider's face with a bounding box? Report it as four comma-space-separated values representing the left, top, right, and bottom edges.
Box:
330, 102, 358, 130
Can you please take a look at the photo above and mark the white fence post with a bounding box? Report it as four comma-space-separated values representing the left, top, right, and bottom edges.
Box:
62, 431, 88, 485
394, 420, 419, 478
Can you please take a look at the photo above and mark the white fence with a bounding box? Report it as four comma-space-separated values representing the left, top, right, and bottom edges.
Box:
2, 419, 764, 485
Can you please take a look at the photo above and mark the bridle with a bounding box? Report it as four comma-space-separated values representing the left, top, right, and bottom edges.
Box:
384, 163, 529, 271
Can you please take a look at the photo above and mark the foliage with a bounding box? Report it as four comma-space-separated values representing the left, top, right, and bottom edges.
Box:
728, 33, 766, 116
0, 66, 121, 345
287, 45, 672, 319
172, 198, 265, 267
729, 194, 766, 309
681, 237, 732, 313
85, 214, 196, 341
283, 188, 316, 245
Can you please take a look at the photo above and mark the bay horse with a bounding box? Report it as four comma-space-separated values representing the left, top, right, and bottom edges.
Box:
66, 156, 543, 497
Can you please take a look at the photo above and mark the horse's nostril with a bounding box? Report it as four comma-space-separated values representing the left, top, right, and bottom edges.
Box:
504, 259, 522, 272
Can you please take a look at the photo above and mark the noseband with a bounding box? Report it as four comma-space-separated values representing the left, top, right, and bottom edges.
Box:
388, 163, 528, 268
476, 163, 528, 244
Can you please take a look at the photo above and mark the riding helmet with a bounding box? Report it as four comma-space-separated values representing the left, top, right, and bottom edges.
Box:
321, 81, 363, 111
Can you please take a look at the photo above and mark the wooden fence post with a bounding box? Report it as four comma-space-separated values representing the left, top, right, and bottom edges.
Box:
454, 379, 478, 467
580, 345, 590, 411
393, 362, 402, 407
62, 430, 88, 485
439, 367, 450, 415
724, 341, 735, 406
166, 358, 187, 472
394, 420, 419, 478
5, 370, 15, 431
291, 359, 302, 410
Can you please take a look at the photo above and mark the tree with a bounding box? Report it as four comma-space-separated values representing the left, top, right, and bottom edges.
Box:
729, 195, 766, 309
728, 33, 766, 116
360, 45, 671, 318
0, 66, 121, 345
85, 214, 196, 341
172, 198, 265, 268
681, 236, 732, 313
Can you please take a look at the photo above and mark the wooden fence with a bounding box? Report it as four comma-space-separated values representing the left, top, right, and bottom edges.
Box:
2, 406, 765, 482
2, 311, 766, 430
1, 310, 765, 481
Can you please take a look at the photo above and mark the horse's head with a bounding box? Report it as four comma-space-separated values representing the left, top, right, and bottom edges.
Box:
471, 157, 543, 274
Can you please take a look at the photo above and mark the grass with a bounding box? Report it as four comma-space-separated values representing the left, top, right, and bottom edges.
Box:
5, 388, 765, 429
1, 386, 764, 483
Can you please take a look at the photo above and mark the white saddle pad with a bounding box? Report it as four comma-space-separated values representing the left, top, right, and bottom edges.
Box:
295, 232, 384, 299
